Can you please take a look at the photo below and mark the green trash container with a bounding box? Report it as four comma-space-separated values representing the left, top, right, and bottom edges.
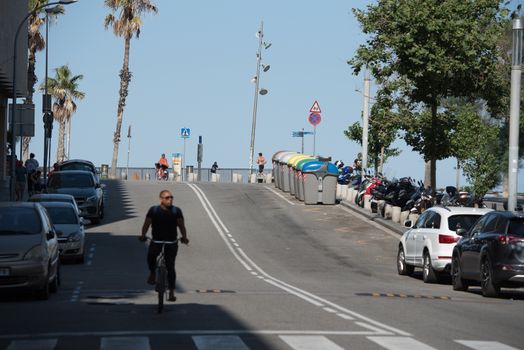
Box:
302, 161, 339, 205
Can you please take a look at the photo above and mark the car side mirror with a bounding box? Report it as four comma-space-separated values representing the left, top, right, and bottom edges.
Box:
404, 220, 412, 228
46, 231, 55, 240
456, 228, 467, 236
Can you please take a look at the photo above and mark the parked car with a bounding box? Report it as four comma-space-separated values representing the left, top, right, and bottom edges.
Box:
29, 193, 81, 218
0, 202, 60, 299
397, 206, 492, 283
39, 202, 86, 263
451, 211, 524, 297
58, 159, 100, 184
47, 170, 104, 224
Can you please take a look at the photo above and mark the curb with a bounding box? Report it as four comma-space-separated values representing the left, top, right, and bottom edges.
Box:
338, 200, 407, 236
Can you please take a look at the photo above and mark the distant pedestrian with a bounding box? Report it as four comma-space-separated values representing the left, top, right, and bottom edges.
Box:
210, 162, 218, 174
48, 162, 59, 178
15, 161, 27, 201
29, 170, 42, 195
25, 153, 39, 194
256, 153, 266, 174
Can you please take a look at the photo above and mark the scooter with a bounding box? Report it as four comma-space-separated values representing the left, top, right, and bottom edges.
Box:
155, 163, 169, 181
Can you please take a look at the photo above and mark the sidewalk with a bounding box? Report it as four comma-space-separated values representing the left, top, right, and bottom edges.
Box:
338, 199, 408, 236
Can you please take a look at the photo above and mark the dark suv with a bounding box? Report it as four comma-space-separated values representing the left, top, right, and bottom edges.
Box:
451, 211, 524, 297
58, 159, 100, 184
47, 171, 104, 224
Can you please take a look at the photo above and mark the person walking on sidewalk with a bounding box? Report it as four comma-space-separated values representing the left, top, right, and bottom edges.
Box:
25, 153, 39, 194
139, 190, 189, 302
15, 161, 27, 201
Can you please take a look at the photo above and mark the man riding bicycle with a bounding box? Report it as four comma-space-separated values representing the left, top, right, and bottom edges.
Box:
139, 190, 189, 302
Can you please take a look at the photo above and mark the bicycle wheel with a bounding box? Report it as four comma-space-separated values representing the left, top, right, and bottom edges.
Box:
156, 266, 167, 313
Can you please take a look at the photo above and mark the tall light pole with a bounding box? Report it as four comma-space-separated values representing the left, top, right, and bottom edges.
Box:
508, 18, 522, 212
9, 0, 76, 200
248, 21, 271, 174
361, 71, 371, 180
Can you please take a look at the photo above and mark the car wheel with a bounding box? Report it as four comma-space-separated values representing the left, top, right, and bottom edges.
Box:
49, 269, 59, 293
422, 251, 439, 283
481, 258, 500, 298
397, 246, 414, 276
76, 252, 85, 264
451, 255, 468, 291
36, 276, 50, 300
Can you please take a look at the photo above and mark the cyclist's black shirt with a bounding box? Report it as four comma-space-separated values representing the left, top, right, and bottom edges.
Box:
146, 205, 183, 241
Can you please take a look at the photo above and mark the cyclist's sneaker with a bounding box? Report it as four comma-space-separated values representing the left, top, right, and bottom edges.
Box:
168, 291, 176, 302
147, 273, 156, 285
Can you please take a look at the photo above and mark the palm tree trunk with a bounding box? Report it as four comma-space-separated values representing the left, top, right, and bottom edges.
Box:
22, 48, 38, 161
110, 36, 132, 178
66, 116, 71, 160
57, 118, 66, 163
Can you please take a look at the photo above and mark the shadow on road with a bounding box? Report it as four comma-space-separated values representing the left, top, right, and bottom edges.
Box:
89, 180, 138, 227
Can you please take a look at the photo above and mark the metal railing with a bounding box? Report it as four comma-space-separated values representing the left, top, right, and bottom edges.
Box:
98, 167, 272, 184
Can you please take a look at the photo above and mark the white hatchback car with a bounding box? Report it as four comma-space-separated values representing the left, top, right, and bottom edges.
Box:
397, 206, 492, 283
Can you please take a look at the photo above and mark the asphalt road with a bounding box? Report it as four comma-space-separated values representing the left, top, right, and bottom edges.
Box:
1, 180, 523, 350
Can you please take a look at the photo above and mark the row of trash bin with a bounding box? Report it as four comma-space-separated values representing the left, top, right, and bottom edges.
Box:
271, 151, 338, 205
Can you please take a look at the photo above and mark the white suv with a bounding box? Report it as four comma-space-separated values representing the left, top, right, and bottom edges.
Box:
397, 206, 492, 283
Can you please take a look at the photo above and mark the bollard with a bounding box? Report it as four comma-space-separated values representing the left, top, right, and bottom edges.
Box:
211, 173, 220, 182
341, 185, 348, 200
408, 213, 419, 225
121, 171, 127, 180
384, 204, 393, 219
363, 194, 372, 211
391, 206, 402, 223
265, 173, 273, 183
249, 174, 256, 183
400, 210, 410, 225
347, 187, 354, 202
145, 173, 151, 181
378, 200, 386, 217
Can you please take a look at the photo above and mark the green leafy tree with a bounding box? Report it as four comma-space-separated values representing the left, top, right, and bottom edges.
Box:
344, 95, 401, 173
104, 0, 157, 178
42, 65, 85, 163
349, 0, 510, 191
451, 104, 502, 199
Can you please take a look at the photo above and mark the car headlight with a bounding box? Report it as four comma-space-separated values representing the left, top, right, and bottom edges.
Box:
24, 245, 44, 261
86, 195, 98, 204
67, 232, 83, 242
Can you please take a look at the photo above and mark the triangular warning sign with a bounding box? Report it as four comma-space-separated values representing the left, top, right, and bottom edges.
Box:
310, 100, 321, 113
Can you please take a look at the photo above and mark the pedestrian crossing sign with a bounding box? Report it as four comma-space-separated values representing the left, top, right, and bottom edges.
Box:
181, 128, 190, 139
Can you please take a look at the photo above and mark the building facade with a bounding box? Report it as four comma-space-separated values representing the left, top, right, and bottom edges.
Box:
0, 1, 29, 200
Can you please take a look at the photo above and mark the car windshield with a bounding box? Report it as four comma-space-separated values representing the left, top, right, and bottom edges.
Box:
0, 207, 41, 234
508, 219, 524, 237
448, 215, 482, 232
60, 163, 94, 172
48, 174, 94, 188
44, 207, 78, 225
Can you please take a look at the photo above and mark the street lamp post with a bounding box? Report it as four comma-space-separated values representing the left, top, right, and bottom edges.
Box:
508, 18, 522, 212
248, 21, 271, 175
361, 72, 371, 181
9, 0, 76, 200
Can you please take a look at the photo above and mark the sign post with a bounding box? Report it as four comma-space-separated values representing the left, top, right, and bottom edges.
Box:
308, 101, 322, 155
291, 129, 314, 153
181, 128, 190, 181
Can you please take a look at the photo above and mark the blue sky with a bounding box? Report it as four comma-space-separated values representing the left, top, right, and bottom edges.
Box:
27, 0, 523, 191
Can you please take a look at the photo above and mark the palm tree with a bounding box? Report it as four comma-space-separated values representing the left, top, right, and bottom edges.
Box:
41, 65, 85, 163
104, 0, 157, 178
23, 0, 64, 160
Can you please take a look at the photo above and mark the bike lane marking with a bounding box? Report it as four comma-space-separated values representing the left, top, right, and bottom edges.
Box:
187, 183, 409, 337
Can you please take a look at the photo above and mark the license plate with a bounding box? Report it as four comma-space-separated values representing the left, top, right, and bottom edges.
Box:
0, 268, 10, 276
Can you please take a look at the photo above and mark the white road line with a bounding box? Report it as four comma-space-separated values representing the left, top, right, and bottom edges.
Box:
265, 186, 296, 205
190, 184, 230, 233
6, 339, 57, 350
100, 336, 150, 350
323, 307, 337, 313
356, 322, 391, 334
337, 205, 401, 239
192, 335, 249, 350
455, 340, 520, 350
186, 184, 252, 272
336, 313, 355, 321
189, 184, 410, 336
367, 336, 437, 350
0, 330, 387, 339
279, 335, 344, 350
